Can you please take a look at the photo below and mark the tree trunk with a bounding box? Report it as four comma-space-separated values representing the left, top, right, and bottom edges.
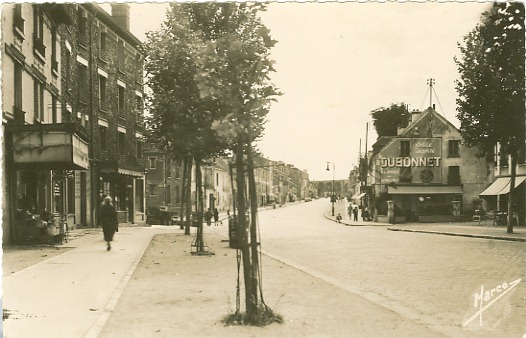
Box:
507, 151, 517, 233
195, 158, 205, 251
180, 158, 188, 230
235, 138, 255, 319
246, 140, 259, 309
184, 158, 193, 236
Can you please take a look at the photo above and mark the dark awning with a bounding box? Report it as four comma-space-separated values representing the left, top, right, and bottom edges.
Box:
388, 185, 463, 195
11, 123, 89, 170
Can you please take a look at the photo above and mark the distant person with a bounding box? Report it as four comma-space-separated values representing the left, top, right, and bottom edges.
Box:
336, 213, 342, 223
213, 208, 219, 226
362, 207, 370, 221
99, 196, 118, 251
353, 207, 359, 221
205, 208, 212, 227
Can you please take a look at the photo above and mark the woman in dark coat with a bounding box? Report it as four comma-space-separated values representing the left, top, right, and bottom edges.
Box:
99, 196, 118, 251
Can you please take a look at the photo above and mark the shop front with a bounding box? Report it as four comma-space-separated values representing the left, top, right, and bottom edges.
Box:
387, 185, 463, 222
480, 175, 526, 225
7, 123, 90, 243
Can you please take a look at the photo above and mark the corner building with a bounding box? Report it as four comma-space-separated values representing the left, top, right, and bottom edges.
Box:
369, 108, 493, 222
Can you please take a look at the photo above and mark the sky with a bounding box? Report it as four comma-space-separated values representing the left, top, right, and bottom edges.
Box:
115, 1, 491, 181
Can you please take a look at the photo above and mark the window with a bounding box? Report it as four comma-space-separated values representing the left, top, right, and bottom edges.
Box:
400, 140, 410, 156
51, 30, 58, 73
78, 64, 88, 100
136, 139, 142, 158
100, 30, 107, 52
118, 85, 125, 112
33, 5, 45, 58
136, 95, 142, 111
99, 125, 107, 151
14, 62, 23, 122
52, 96, 57, 123
78, 8, 87, 38
149, 184, 157, 196
448, 140, 460, 157
448, 166, 460, 185
118, 132, 126, 155
64, 51, 71, 91
13, 4, 25, 37
98, 75, 107, 108
175, 186, 180, 203
399, 167, 412, 183
34, 80, 44, 122
117, 40, 125, 71
166, 159, 171, 177
149, 157, 157, 169
166, 185, 171, 203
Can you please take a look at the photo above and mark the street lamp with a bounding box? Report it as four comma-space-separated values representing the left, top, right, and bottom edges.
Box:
326, 162, 335, 216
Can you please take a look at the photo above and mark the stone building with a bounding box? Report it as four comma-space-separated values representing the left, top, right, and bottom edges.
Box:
368, 107, 492, 222
2, 3, 146, 243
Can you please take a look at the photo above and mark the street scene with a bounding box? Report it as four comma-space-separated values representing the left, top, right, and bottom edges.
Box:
1, 2, 525, 338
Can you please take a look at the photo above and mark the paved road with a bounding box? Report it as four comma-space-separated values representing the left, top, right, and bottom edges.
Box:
217, 199, 526, 337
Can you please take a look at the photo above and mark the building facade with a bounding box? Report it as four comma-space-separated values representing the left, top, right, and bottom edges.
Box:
368, 108, 493, 223
2, 4, 145, 244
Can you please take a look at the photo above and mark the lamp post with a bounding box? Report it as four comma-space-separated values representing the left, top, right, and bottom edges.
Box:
326, 162, 335, 216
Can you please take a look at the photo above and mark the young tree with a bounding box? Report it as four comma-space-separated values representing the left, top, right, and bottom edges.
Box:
143, 5, 229, 245
370, 103, 410, 138
193, 3, 281, 324
455, 3, 525, 233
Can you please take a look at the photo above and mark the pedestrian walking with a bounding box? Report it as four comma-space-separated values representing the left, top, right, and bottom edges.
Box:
99, 196, 118, 251
353, 207, 359, 221
205, 208, 212, 227
213, 208, 219, 226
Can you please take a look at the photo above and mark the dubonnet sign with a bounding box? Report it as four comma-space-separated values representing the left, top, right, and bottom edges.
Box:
378, 138, 442, 184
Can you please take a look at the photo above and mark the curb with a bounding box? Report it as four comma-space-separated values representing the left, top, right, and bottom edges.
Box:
387, 227, 526, 242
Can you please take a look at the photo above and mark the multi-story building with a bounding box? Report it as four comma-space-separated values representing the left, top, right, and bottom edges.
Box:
2, 3, 146, 243
368, 107, 492, 222
479, 143, 525, 225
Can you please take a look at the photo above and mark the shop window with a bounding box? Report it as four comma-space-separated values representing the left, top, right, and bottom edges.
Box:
67, 173, 76, 214
448, 166, 461, 185
400, 141, 410, 156
399, 167, 412, 183
448, 140, 460, 157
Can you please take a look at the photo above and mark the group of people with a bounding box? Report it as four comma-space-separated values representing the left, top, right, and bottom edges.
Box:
205, 208, 220, 226
336, 205, 371, 223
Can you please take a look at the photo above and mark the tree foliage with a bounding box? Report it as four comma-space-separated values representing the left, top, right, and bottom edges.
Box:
455, 2, 525, 233
455, 2, 525, 157
370, 103, 410, 138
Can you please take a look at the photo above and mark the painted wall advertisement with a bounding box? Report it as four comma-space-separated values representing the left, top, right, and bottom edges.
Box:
378, 138, 442, 184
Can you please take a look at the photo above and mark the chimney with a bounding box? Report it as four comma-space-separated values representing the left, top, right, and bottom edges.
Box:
111, 3, 130, 31
411, 109, 421, 123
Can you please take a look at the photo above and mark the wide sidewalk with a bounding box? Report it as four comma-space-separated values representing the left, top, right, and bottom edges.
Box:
327, 199, 526, 242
